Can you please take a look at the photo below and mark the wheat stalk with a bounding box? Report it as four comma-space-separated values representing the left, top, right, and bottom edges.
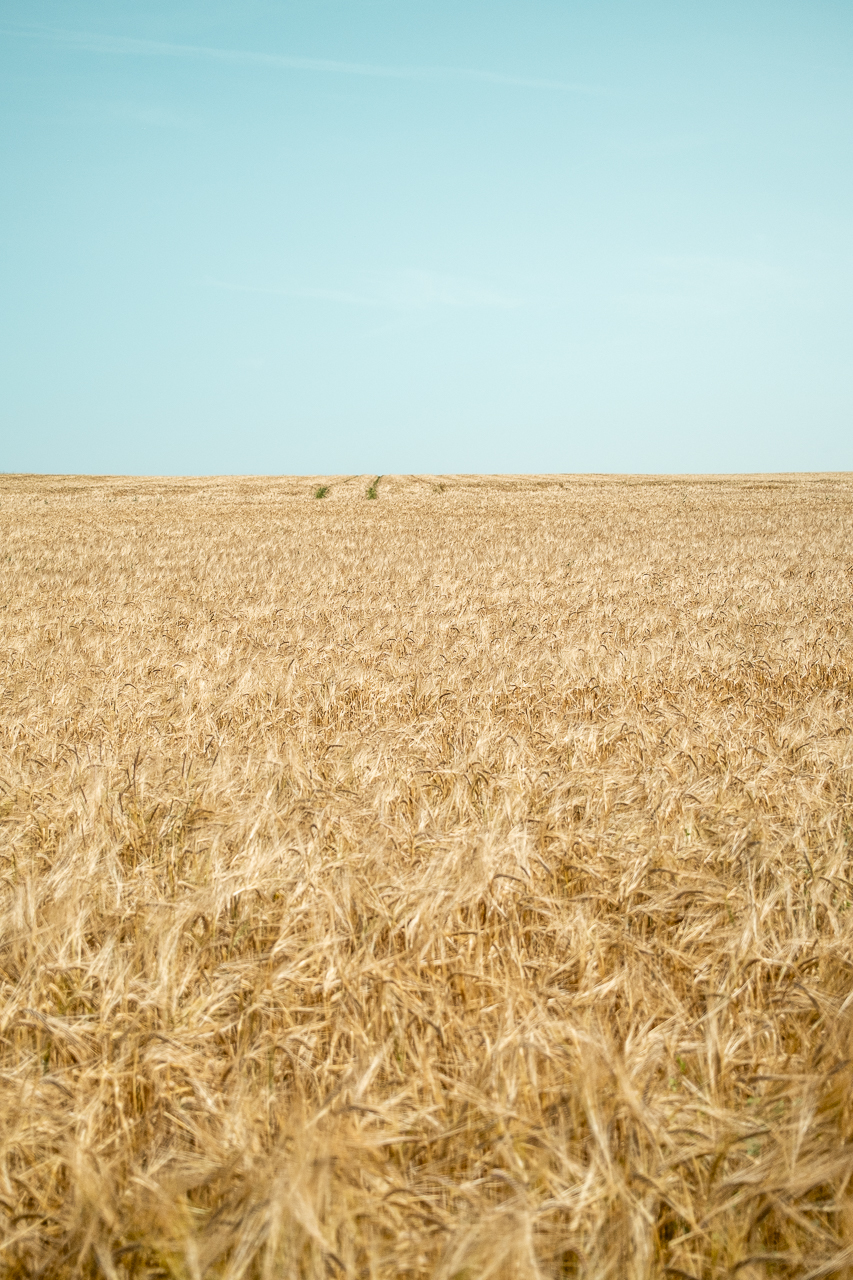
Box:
0, 473, 851, 1278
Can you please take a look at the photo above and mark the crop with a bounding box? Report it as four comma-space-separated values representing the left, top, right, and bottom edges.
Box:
1, 472, 852, 1278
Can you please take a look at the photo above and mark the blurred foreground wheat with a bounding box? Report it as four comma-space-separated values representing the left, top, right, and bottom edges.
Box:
2, 473, 853, 1279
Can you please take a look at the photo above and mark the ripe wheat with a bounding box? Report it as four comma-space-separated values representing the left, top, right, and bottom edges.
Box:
1, 473, 852, 1279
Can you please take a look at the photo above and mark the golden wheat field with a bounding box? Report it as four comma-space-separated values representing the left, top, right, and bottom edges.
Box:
1, 472, 853, 1280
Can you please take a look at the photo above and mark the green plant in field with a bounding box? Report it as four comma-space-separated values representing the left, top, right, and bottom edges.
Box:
314, 485, 330, 499
366, 476, 381, 499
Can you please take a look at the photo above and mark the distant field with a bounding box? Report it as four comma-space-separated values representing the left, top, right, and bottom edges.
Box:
2, 473, 853, 1279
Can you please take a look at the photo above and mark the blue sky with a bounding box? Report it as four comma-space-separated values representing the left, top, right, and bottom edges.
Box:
1, 1, 851, 474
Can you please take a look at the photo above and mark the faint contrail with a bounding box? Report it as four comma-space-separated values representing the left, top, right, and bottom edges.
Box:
3, 24, 602, 93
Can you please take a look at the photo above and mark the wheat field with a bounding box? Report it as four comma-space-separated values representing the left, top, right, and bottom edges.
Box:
1, 472, 852, 1279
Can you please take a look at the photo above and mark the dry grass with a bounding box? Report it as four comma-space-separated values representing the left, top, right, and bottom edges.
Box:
1, 472, 853, 1280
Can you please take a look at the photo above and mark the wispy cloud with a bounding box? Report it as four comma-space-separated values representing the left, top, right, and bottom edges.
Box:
207, 280, 386, 308
617, 253, 798, 319
364, 270, 517, 310
118, 104, 198, 130
3, 23, 599, 94
206, 270, 519, 311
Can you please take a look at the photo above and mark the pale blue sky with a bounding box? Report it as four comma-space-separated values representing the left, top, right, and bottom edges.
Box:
1, 1, 851, 473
